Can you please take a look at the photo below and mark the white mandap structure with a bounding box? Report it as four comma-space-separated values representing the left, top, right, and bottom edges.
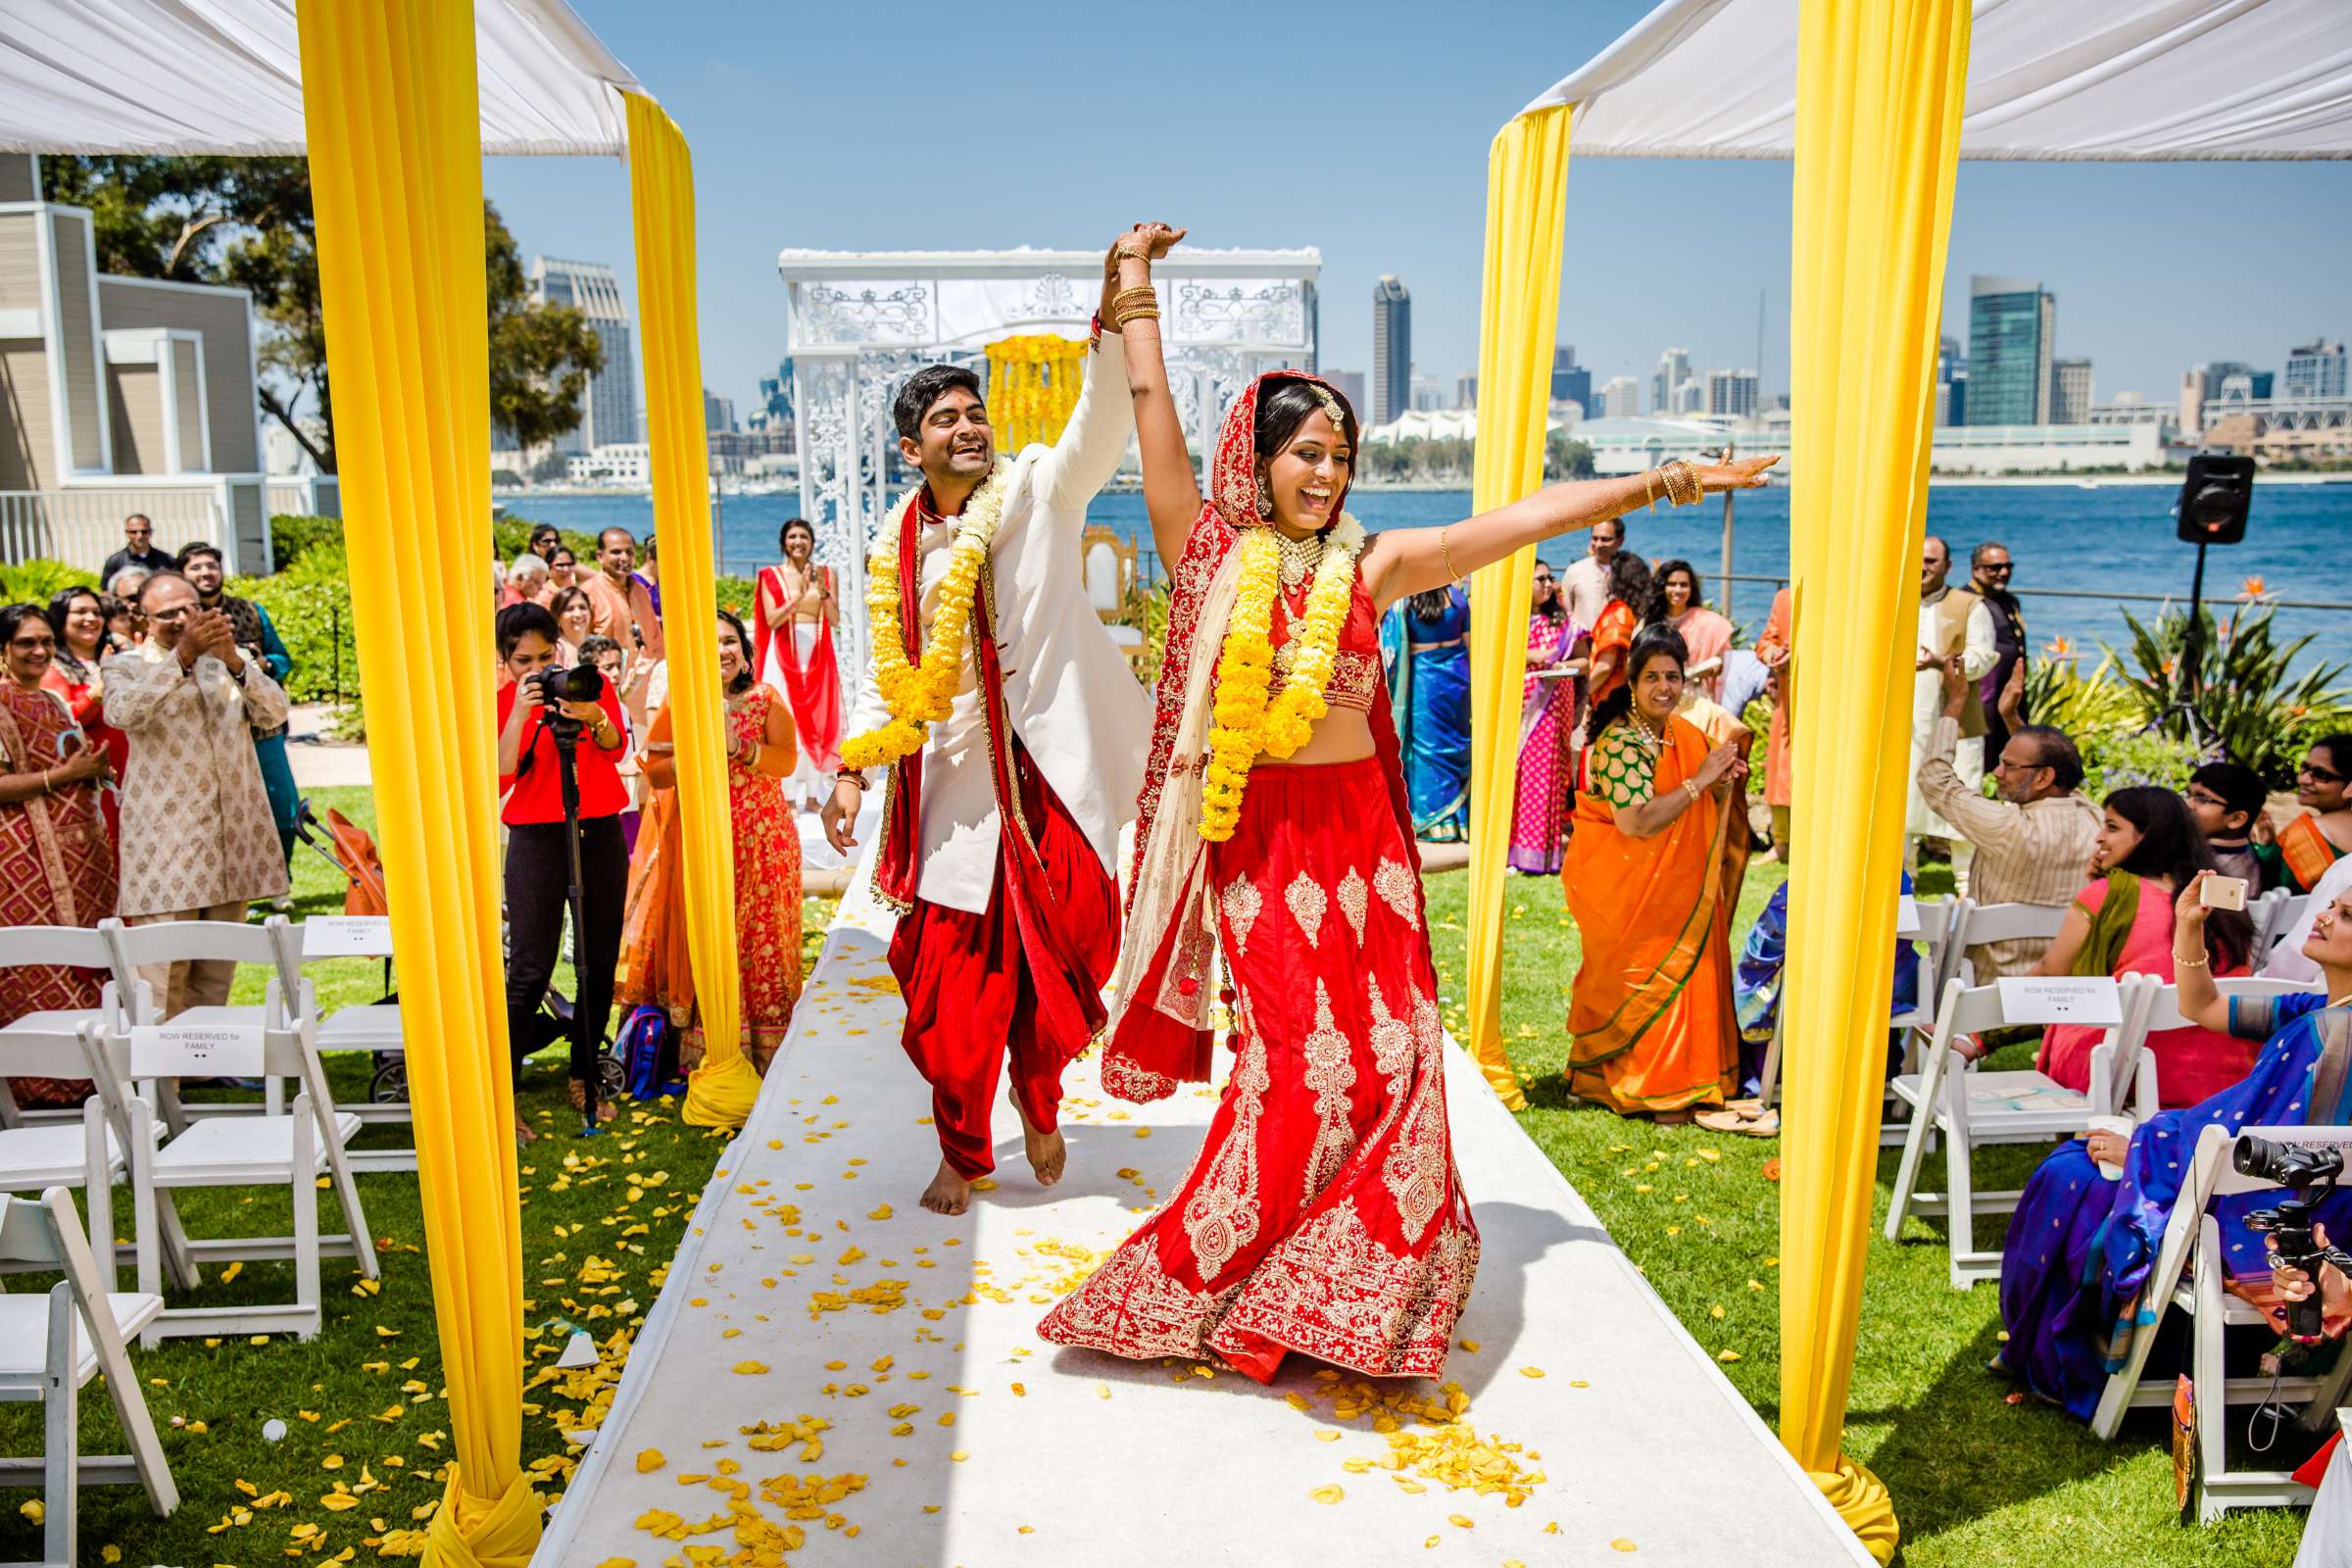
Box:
777, 246, 1319, 680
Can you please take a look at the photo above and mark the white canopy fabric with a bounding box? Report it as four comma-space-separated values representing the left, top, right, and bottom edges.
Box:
1521, 0, 2352, 160
0, 0, 642, 156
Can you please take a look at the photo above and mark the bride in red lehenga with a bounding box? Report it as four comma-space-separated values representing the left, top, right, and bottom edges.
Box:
1039, 225, 1776, 1384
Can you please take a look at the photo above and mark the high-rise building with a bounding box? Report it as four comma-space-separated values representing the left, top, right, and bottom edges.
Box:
1455, 372, 1478, 410
2048, 358, 2092, 424
1651, 348, 1691, 416
1966, 274, 2054, 426
527, 256, 637, 454
1324, 369, 1368, 423
2286, 338, 2348, 400
1371, 275, 1411, 425
1549, 344, 1591, 415
1934, 335, 1967, 427
1409, 375, 1446, 414
1706, 368, 1759, 418
704, 389, 736, 434
1599, 375, 1641, 418
1669, 378, 1705, 416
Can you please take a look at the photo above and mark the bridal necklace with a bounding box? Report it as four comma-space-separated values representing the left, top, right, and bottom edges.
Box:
1631, 710, 1667, 752
1272, 526, 1326, 590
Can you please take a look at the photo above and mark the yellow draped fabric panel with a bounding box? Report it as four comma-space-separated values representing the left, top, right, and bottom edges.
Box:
1780, 0, 1974, 1558
1461, 103, 1573, 1113
293, 2, 539, 1563
625, 95, 756, 1130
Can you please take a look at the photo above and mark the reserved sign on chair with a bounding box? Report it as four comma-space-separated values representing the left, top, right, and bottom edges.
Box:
1995, 976, 2123, 1026
130, 1023, 266, 1078
303, 916, 394, 959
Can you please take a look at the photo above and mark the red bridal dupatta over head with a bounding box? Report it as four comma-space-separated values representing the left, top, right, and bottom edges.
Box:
1101, 372, 1418, 1104
751, 564, 843, 777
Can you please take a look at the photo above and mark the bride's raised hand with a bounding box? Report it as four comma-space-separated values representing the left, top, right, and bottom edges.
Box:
1695, 454, 1779, 493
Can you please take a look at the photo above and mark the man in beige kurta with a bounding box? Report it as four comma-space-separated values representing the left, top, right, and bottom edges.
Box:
104, 572, 290, 1017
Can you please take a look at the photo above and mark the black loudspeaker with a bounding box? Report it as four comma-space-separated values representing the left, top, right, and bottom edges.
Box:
2175, 453, 2255, 545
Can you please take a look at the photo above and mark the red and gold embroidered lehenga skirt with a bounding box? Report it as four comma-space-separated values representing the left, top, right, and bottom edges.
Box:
1040, 375, 1477, 1383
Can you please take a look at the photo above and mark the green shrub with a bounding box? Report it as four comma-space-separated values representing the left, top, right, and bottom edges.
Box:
267, 514, 344, 571
0, 558, 100, 605
715, 574, 756, 618
230, 544, 361, 732
2079, 730, 2201, 802
2109, 605, 2351, 786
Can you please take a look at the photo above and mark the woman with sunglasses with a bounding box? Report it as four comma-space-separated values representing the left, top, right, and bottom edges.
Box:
2256, 734, 2352, 895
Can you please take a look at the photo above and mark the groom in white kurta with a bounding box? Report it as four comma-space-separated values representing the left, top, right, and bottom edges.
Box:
1907, 534, 1996, 889
823, 311, 1150, 1216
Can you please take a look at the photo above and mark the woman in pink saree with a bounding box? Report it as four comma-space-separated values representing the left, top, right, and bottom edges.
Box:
1510, 561, 1582, 874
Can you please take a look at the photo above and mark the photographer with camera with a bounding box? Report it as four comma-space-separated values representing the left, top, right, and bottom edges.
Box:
497, 602, 629, 1131
1993, 874, 2352, 1419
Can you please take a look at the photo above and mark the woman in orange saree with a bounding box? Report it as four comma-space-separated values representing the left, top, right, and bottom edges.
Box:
1581, 552, 1651, 721
1564, 623, 1750, 1120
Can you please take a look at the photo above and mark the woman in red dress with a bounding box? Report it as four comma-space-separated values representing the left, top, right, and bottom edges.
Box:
1040, 223, 1776, 1384
752, 517, 843, 810
40, 585, 126, 842
626, 609, 806, 1072
0, 602, 116, 1106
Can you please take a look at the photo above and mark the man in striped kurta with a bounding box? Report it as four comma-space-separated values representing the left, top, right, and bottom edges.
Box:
1916, 655, 2101, 979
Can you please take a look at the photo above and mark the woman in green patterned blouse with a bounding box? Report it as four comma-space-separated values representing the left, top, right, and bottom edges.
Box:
1562, 623, 1752, 1121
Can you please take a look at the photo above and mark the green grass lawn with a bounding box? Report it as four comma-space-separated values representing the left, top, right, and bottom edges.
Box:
0, 789, 2311, 1564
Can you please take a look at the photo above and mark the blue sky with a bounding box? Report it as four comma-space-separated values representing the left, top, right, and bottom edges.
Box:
483, 0, 2351, 417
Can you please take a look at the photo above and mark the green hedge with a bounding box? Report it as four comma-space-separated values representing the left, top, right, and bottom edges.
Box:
0, 558, 99, 605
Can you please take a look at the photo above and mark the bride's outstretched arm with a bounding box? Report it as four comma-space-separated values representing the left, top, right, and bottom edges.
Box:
1361, 456, 1779, 612
1106, 223, 1199, 569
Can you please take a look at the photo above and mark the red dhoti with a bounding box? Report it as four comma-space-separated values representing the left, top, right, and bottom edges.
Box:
1041, 758, 1479, 1382
889, 743, 1119, 1180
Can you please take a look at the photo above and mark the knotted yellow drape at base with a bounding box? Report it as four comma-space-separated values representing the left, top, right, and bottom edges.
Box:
1809, 1456, 1901, 1565
625, 95, 756, 1131
294, 0, 538, 1559
1780, 0, 1974, 1557
1461, 103, 1573, 1113
986, 333, 1088, 456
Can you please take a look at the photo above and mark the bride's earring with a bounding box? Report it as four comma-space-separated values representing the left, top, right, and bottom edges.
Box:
1254, 473, 1275, 519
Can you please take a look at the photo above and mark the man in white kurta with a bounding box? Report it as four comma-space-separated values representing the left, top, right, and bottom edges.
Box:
1906, 534, 1996, 890
823, 321, 1150, 1216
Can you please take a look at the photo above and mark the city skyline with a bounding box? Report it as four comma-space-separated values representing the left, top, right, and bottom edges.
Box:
476, 0, 2352, 419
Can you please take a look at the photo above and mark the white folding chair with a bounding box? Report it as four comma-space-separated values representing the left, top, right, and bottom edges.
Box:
293, 916, 416, 1174
2254, 892, 2312, 976
1952, 900, 2070, 986
1753, 896, 1966, 1116
86, 972, 381, 1345
0, 1188, 176, 1566
2090, 1124, 2352, 1521
0, 1006, 173, 1282
1883, 973, 2155, 1289
0, 926, 136, 1129
103, 916, 305, 1124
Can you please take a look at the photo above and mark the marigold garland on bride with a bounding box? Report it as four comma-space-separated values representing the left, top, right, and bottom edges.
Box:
837, 459, 1013, 772
1200, 515, 1366, 842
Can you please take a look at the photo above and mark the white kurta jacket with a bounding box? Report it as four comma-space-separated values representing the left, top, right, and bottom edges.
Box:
1906, 590, 1997, 842
843, 328, 1151, 913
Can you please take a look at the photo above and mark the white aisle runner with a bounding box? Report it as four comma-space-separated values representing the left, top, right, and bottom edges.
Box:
540, 897, 1872, 1567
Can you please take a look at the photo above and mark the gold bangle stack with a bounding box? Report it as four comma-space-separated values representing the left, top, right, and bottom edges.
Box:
1110, 285, 1159, 327
1658, 459, 1702, 507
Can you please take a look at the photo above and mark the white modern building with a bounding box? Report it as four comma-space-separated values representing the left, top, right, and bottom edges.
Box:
565, 443, 652, 484
1706, 368, 1759, 418
2048, 357, 2093, 424
0, 154, 328, 574
1926, 420, 2166, 474
1599, 375, 1641, 418
527, 255, 638, 454
2286, 339, 2347, 401
1650, 348, 1690, 416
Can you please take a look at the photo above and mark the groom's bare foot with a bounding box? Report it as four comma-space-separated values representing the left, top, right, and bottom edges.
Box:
920, 1160, 972, 1216
1010, 1093, 1067, 1187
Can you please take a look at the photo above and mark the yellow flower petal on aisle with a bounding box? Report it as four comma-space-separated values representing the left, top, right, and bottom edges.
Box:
1308, 1485, 1345, 1504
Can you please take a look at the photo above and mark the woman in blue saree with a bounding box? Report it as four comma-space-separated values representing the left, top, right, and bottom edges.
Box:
1380, 583, 1472, 841
1996, 874, 2352, 1420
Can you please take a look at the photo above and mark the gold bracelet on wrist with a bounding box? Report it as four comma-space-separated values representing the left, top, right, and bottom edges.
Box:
1112, 303, 1160, 327
2173, 952, 2211, 970
1683, 779, 1700, 807
1642, 469, 1658, 511
1439, 525, 1462, 584
1110, 285, 1156, 310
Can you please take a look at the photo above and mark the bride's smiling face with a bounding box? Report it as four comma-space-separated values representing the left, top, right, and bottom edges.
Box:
1262, 409, 1351, 533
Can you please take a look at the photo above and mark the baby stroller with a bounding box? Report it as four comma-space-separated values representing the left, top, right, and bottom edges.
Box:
294, 798, 623, 1103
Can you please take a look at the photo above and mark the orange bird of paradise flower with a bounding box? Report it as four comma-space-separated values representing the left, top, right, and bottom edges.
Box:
2239, 575, 2270, 601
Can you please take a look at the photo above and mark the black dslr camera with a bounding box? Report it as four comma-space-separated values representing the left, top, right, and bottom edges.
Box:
531, 662, 607, 747
2234, 1134, 2352, 1344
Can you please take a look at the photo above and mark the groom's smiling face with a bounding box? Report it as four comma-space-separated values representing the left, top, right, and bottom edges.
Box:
901, 385, 996, 486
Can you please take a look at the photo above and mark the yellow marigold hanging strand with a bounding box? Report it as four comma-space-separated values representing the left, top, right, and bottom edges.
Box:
1199, 515, 1366, 842
838, 459, 1013, 772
